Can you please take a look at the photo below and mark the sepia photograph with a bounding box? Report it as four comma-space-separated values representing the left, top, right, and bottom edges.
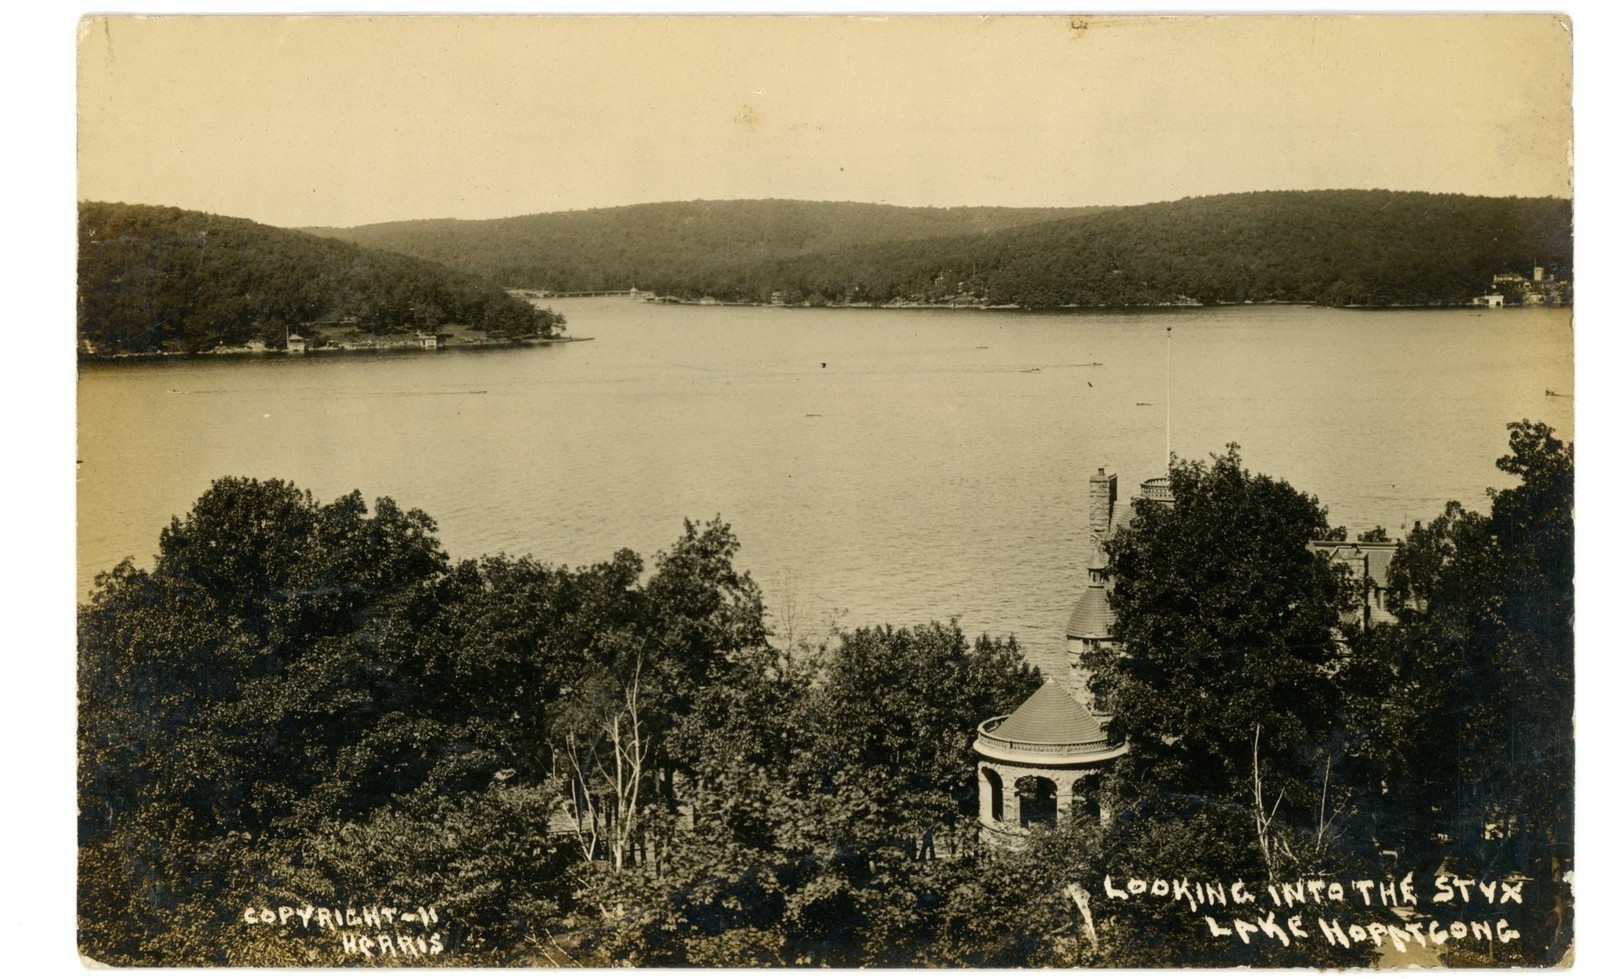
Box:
71, 9, 1573, 968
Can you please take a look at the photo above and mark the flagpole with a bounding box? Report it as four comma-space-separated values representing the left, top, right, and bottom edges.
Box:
1165, 325, 1172, 473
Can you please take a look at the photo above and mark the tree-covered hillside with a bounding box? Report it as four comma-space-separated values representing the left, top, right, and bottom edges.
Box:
304, 199, 1096, 293
312, 191, 1570, 309
79, 202, 565, 355
696, 190, 1573, 307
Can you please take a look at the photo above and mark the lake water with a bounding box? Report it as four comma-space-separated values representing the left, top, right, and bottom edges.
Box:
78, 301, 1572, 673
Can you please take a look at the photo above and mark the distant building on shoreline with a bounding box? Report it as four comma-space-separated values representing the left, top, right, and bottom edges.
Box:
1476, 264, 1571, 307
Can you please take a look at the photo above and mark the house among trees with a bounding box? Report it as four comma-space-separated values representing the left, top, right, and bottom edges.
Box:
974, 467, 1171, 846
1483, 264, 1571, 306
285, 333, 309, 354
1064, 466, 1400, 648
1311, 537, 1400, 631
979, 462, 1404, 846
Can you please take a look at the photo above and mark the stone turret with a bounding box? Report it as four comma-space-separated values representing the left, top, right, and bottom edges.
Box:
1064, 466, 1174, 700
979, 465, 1158, 843
1063, 470, 1118, 701
974, 676, 1126, 846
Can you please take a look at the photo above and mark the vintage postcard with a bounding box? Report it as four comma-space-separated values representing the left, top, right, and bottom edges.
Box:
75, 13, 1573, 967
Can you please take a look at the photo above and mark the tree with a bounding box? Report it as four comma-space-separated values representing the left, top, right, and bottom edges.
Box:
1371, 421, 1573, 962
1480, 420, 1574, 961
1323, 421, 1573, 965
266, 781, 575, 960
404, 549, 647, 801
792, 622, 1038, 862
638, 518, 768, 784
1381, 423, 1574, 855
918, 827, 1104, 967
556, 657, 653, 871
78, 478, 452, 963
1341, 501, 1495, 858
570, 621, 1038, 967
1084, 446, 1356, 867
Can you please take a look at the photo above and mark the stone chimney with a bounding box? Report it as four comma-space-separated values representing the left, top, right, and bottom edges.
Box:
1088, 468, 1118, 546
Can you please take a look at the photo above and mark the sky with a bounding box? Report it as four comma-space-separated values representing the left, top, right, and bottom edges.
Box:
76, 13, 1573, 229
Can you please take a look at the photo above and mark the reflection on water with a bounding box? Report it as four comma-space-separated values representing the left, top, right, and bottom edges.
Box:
78, 301, 1572, 670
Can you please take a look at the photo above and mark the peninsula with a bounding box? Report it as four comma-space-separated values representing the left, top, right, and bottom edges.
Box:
78, 202, 566, 358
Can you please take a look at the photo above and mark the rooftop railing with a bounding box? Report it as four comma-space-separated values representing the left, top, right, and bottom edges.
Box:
975, 715, 1120, 755
1139, 477, 1174, 502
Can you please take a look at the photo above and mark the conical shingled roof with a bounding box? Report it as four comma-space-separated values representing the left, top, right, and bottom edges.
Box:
988, 676, 1109, 747
1066, 582, 1114, 640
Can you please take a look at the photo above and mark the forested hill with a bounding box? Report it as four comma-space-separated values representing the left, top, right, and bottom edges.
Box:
311, 191, 1571, 309
304, 199, 1097, 293
666, 191, 1574, 307
79, 202, 565, 355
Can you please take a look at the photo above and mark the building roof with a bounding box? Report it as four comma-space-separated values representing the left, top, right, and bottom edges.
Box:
1088, 544, 1107, 572
1311, 539, 1398, 590
1066, 581, 1114, 639
988, 676, 1110, 747
1363, 544, 1396, 587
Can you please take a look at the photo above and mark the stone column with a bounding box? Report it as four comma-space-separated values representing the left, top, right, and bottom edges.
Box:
1056, 773, 1075, 824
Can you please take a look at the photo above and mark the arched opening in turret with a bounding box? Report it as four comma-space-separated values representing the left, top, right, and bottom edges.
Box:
972, 670, 1127, 848
1015, 775, 1058, 830
982, 767, 1004, 822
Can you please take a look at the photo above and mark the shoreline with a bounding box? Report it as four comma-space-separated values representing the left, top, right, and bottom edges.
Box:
77, 298, 1563, 362
604, 297, 1555, 313
624, 297, 1563, 313
78, 335, 592, 363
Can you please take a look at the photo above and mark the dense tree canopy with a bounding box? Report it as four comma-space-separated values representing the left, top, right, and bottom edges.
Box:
80, 421, 1572, 966
1348, 421, 1574, 961
78, 202, 565, 354
789, 623, 1038, 860
79, 482, 1038, 966
1080, 426, 1573, 966
310, 191, 1570, 308
306, 199, 1096, 295
1085, 446, 1355, 804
